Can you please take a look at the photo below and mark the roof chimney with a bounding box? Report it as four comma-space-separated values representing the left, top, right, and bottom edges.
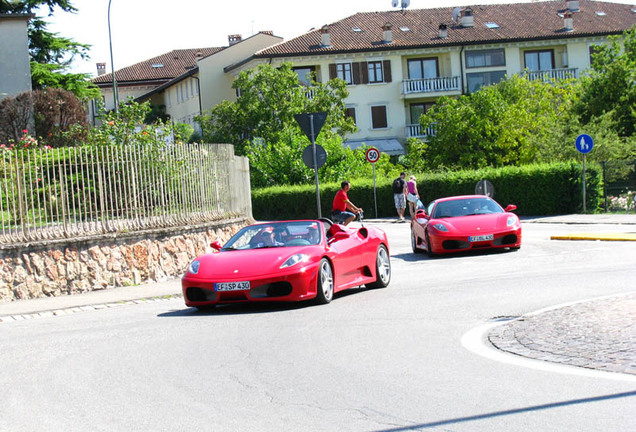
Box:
382, 22, 393, 43
96, 62, 106, 76
438, 23, 448, 39
566, 0, 580, 12
461, 7, 474, 28
564, 11, 574, 31
320, 25, 331, 47
228, 34, 242, 46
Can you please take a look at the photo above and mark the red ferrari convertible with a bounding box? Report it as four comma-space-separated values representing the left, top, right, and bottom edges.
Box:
182, 219, 391, 309
411, 195, 522, 256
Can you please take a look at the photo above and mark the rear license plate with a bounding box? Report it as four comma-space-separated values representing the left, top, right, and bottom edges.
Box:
215, 281, 250, 291
469, 234, 494, 242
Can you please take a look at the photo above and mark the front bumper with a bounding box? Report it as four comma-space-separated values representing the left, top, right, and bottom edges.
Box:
430, 227, 522, 254
182, 263, 320, 307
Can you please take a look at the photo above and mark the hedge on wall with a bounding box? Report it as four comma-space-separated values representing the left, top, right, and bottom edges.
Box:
252, 162, 602, 220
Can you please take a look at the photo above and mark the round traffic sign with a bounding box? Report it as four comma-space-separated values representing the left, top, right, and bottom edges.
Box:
302, 144, 327, 168
575, 134, 594, 154
365, 147, 380, 163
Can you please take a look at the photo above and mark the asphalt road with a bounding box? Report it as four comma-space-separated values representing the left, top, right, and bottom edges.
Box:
1, 220, 635, 432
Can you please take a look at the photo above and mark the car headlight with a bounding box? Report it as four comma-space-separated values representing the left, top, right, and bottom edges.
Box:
280, 254, 309, 269
188, 260, 200, 274
507, 216, 518, 227
432, 223, 449, 232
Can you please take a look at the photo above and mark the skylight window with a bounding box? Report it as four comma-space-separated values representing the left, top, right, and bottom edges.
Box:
352, 27, 363, 33
595, 11, 606, 16
399, 26, 411, 32
152, 63, 164, 68
485, 22, 500, 29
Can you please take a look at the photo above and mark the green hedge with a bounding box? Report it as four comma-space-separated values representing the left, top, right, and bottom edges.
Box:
252, 162, 603, 220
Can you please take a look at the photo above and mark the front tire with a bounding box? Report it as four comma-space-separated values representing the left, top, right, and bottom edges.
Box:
426, 232, 436, 257
315, 258, 334, 304
367, 244, 391, 288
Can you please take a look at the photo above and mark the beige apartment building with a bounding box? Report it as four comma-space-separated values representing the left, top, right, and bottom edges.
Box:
96, 0, 635, 153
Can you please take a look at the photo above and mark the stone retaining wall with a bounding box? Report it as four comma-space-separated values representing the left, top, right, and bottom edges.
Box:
0, 218, 248, 303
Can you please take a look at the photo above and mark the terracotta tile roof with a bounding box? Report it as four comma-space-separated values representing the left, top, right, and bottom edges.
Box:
256, 1, 636, 57
93, 47, 223, 85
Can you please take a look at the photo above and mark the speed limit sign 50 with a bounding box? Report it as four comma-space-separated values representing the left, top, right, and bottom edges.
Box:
365, 147, 380, 163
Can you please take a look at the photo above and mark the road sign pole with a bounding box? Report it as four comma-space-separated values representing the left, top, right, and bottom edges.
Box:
310, 114, 321, 218
372, 163, 378, 218
582, 154, 586, 214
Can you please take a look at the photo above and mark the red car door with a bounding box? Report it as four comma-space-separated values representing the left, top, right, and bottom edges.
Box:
327, 225, 363, 289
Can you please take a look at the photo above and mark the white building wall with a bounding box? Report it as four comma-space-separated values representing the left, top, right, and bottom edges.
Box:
0, 14, 32, 101
198, 33, 283, 111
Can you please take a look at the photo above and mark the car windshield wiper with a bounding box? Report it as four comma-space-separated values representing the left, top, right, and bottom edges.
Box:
254, 245, 283, 249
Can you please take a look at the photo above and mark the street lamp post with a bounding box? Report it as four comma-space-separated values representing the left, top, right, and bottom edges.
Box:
107, 0, 119, 112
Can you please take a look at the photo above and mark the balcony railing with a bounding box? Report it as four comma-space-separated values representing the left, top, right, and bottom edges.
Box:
403, 76, 461, 95
406, 124, 436, 138
524, 68, 578, 82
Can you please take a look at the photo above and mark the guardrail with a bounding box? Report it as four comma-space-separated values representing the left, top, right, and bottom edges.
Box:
403, 76, 461, 94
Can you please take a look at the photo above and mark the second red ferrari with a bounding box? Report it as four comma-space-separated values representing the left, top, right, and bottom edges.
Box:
411, 195, 522, 256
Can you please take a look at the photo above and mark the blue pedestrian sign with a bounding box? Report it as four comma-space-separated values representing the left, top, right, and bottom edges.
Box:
575, 134, 594, 154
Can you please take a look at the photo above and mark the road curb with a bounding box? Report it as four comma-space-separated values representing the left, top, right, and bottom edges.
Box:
551, 233, 636, 241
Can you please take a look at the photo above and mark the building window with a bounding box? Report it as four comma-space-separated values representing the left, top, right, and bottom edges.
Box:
524, 50, 554, 71
293, 66, 315, 86
466, 70, 506, 93
371, 105, 388, 129
345, 106, 356, 125
589, 44, 603, 66
336, 63, 353, 84
368, 61, 384, 83
409, 102, 434, 124
408, 58, 438, 79
465, 48, 506, 68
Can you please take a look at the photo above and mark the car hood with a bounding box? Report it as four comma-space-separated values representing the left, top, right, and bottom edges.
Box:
434, 214, 513, 232
186, 246, 320, 279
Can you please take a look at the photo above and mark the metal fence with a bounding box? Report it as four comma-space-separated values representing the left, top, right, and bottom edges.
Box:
0, 143, 251, 245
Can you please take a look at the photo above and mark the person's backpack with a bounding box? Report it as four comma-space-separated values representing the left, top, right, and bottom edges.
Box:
392, 177, 403, 194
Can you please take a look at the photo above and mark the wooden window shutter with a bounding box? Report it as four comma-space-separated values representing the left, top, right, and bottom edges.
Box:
352, 62, 361, 84
360, 62, 369, 84
383, 60, 392, 82
328, 64, 337, 80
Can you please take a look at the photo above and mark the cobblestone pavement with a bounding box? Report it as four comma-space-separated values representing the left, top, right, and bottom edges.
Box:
489, 292, 636, 376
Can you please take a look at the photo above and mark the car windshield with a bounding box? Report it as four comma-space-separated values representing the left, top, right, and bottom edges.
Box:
222, 221, 324, 250
431, 198, 503, 218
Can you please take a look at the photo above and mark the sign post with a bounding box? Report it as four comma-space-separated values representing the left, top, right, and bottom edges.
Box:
295, 112, 328, 218
575, 134, 594, 213
365, 147, 380, 218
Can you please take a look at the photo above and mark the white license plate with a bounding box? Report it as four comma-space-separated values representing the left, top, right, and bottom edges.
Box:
469, 234, 494, 242
215, 281, 250, 291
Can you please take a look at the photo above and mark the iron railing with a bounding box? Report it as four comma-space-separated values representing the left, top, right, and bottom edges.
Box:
406, 124, 436, 138
0, 143, 251, 245
403, 76, 461, 95
524, 68, 578, 82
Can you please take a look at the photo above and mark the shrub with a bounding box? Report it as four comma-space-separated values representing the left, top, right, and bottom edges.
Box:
252, 162, 603, 220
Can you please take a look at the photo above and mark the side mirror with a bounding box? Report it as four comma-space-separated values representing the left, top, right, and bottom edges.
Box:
415, 209, 429, 219
210, 241, 222, 251
504, 204, 517, 212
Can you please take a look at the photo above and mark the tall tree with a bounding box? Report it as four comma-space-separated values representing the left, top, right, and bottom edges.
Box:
576, 26, 636, 137
0, 0, 100, 99
197, 63, 356, 155
408, 75, 575, 171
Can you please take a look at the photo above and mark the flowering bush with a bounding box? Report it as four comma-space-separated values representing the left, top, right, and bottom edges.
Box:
0, 129, 50, 151
607, 191, 635, 212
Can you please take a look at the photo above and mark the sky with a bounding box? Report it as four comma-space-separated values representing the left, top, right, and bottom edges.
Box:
43, 0, 633, 76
